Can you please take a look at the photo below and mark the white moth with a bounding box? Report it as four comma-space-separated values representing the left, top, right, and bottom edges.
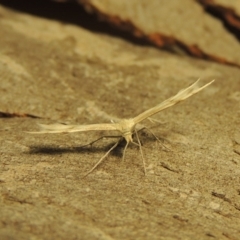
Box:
29, 79, 214, 177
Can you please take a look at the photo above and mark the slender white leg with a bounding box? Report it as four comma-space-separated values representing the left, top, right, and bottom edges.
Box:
83, 139, 121, 178
140, 127, 171, 151
122, 141, 129, 161
80, 135, 120, 148
135, 129, 146, 175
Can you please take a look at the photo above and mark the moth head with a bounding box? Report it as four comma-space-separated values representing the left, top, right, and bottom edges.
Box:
123, 132, 133, 143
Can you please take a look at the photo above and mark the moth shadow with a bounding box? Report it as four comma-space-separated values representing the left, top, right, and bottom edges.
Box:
27, 139, 126, 158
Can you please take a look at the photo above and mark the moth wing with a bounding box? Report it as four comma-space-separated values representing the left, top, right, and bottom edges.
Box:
133, 79, 214, 124
27, 123, 118, 134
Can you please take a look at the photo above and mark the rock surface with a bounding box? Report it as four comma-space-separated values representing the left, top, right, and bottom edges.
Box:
0, 2, 240, 240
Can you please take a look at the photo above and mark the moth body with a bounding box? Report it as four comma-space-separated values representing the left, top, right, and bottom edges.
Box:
115, 118, 136, 143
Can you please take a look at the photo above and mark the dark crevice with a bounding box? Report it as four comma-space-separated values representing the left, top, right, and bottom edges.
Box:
0, 111, 41, 118
198, 1, 240, 41
0, 0, 152, 47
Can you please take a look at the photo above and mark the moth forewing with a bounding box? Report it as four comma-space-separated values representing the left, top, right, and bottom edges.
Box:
28, 122, 119, 134
133, 79, 214, 124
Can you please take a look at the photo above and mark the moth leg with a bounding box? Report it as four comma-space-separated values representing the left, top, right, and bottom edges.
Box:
83, 139, 121, 178
122, 139, 143, 163
80, 135, 121, 148
139, 127, 171, 151
135, 129, 146, 175
122, 141, 129, 161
